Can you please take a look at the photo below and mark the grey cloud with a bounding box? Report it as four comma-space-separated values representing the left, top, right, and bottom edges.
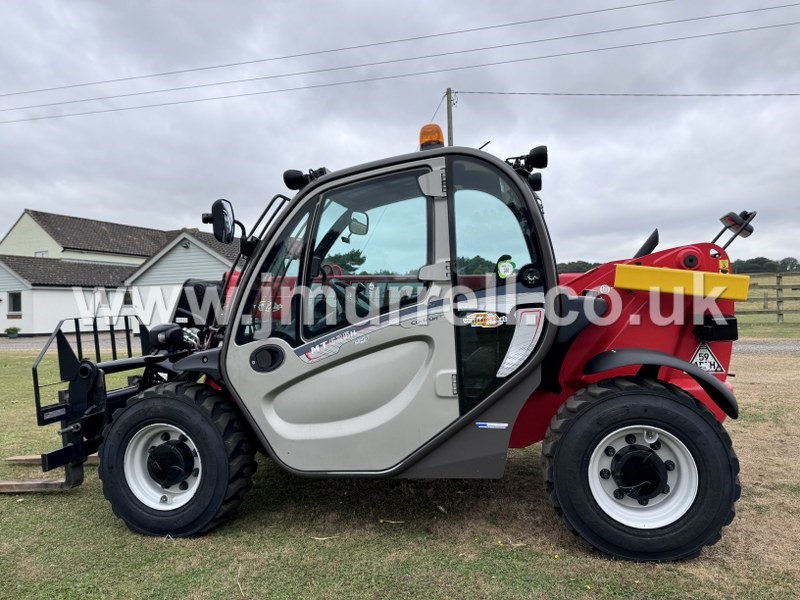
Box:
1, 0, 797, 265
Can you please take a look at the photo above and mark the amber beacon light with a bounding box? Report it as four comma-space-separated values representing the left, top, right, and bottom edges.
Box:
419, 124, 444, 149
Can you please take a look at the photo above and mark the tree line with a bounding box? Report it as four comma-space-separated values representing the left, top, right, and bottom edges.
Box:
327, 250, 800, 275
556, 257, 800, 273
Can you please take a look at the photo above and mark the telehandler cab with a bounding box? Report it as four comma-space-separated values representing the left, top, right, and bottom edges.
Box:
8, 125, 755, 561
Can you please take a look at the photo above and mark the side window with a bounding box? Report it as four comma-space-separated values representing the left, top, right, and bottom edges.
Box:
450, 157, 542, 414
452, 157, 538, 291
235, 204, 314, 346
304, 169, 430, 339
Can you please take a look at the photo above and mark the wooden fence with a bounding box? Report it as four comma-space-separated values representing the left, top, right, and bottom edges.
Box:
737, 272, 800, 323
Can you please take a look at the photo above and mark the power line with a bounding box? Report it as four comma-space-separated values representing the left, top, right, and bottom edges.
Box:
428, 93, 447, 123
2, 20, 797, 126
4, 2, 797, 114
457, 91, 800, 97
6, 4, 798, 114
0, 0, 677, 98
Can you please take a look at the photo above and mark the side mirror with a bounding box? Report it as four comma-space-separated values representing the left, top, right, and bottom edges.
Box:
202, 199, 236, 244
350, 212, 369, 236
720, 211, 754, 238
341, 211, 369, 244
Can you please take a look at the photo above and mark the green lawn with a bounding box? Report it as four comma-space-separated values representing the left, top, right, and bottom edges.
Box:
1, 351, 798, 599
737, 317, 800, 339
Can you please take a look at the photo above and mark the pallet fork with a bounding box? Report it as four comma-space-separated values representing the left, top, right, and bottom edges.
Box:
0, 317, 148, 493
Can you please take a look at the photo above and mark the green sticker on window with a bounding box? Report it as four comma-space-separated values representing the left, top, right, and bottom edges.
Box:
497, 259, 516, 279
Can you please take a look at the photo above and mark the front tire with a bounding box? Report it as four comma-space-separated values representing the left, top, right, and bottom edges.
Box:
542, 378, 740, 561
99, 382, 257, 537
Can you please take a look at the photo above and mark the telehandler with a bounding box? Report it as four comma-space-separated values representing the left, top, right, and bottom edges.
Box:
8, 124, 755, 561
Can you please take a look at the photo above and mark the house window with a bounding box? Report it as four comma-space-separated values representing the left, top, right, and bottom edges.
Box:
8, 292, 22, 314
123, 289, 133, 307
34, 250, 48, 258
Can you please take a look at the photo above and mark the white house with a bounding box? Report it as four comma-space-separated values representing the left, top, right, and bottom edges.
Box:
0, 255, 135, 334
0, 210, 237, 335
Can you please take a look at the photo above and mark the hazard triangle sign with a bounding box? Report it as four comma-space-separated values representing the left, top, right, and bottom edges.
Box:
690, 343, 724, 373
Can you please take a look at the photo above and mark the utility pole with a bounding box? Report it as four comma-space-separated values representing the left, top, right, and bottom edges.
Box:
446, 87, 454, 146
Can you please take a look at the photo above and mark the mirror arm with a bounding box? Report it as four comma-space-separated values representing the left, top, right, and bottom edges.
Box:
710, 226, 727, 245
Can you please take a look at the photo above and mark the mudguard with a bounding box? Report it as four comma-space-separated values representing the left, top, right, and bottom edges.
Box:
583, 348, 738, 419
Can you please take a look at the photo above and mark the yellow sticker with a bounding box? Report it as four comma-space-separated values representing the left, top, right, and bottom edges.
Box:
719, 259, 729, 274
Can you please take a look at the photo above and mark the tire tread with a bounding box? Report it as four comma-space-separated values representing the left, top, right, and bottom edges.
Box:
541, 376, 740, 561
99, 381, 257, 536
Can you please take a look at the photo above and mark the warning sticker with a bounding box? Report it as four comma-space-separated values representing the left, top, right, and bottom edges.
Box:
691, 343, 724, 373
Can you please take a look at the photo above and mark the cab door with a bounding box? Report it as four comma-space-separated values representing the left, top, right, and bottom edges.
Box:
224, 158, 459, 473
447, 155, 552, 415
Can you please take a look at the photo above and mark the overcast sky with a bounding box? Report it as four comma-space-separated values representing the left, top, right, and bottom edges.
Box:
1, 0, 798, 263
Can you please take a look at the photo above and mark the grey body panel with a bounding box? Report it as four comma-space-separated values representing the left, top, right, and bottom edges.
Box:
225, 309, 460, 472
400, 367, 541, 478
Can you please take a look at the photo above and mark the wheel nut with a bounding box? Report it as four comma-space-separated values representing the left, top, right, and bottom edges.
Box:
160, 495, 168, 504
192, 468, 200, 477
625, 434, 636, 445
179, 481, 188, 491
604, 446, 616, 457
638, 498, 649, 506
148, 446, 155, 454
178, 434, 187, 442
613, 489, 625, 500
650, 440, 661, 451
600, 469, 611, 480
160, 432, 170, 441
663, 484, 670, 494
665, 460, 675, 471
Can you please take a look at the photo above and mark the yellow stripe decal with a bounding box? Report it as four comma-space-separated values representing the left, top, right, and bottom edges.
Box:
613, 264, 750, 301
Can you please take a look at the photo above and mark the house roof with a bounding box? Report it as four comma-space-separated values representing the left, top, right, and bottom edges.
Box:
0, 255, 135, 288
26, 209, 171, 257
186, 230, 241, 262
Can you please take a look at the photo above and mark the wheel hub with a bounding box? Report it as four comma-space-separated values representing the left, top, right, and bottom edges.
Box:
610, 444, 669, 501
587, 425, 699, 529
147, 440, 195, 489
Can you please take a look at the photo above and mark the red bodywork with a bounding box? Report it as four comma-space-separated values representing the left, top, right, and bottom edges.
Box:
510, 242, 736, 449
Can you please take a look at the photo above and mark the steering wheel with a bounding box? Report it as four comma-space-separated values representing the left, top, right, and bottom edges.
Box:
320, 262, 343, 280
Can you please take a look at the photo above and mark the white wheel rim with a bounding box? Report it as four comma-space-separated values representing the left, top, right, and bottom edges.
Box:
587, 425, 698, 529
123, 423, 202, 511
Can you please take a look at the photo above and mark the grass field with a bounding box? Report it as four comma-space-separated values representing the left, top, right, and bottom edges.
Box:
1, 349, 799, 599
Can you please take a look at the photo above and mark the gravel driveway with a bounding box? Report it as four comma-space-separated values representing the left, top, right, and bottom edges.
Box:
734, 339, 800, 356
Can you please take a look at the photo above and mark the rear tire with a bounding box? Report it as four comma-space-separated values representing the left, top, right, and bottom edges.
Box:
542, 378, 740, 561
99, 382, 257, 537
